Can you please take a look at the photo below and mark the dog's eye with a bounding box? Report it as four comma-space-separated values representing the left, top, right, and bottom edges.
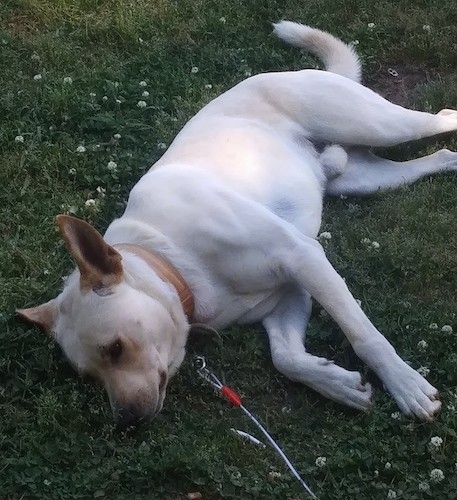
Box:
108, 340, 123, 363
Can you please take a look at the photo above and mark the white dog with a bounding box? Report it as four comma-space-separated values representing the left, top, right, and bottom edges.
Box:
19, 21, 457, 428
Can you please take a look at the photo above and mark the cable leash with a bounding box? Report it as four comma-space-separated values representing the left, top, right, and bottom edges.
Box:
194, 355, 317, 499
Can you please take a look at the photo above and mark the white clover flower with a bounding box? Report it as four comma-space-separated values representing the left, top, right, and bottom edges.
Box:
418, 481, 430, 491
318, 231, 332, 240
141, 90, 150, 98
63, 76, 73, 84
191, 66, 199, 74
89, 92, 96, 98
157, 142, 167, 150
96, 186, 106, 197
75, 145, 86, 153
115, 99, 121, 104
429, 436, 443, 448
219, 16, 227, 23
371, 241, 380, 249
374, 470, 379, 477
429, 323, 438, 330
387, 490, 397, 499
64, 206, 78, 215
14, 135, 24, 143
139, 80, 147, 87
417, 340, 428, 351
430, 468, 444, 482
367, 22, 376, 29
85, 199, 96, 207
244, 69, 252, 77
113, 133, 121, 140
102, 95, 108, 101
204, 83, 213, 89
422, 25, 431, 31
315, 456, 327, 467
268, 471, 282, 479
384, 462, 392, 470
417, 366, 430, 377
391, 411, 401, 420
361, 237, 371, 244
107, 160, 118, 171
441, 325, 453, 333
113, 81, 120, 88
33, 73, 42, 81
137, 100, 147, 108
69, 167, 77, 175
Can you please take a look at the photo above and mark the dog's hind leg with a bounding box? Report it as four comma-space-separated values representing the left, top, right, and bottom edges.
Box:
256, 71, 457, 147
263, 291, 374, 410
326, 148, 457, 196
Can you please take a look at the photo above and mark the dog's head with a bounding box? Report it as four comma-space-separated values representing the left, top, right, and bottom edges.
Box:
17, 215, 190, 429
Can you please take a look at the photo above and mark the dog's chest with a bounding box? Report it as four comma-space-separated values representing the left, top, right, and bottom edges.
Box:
198, 287, 287, 328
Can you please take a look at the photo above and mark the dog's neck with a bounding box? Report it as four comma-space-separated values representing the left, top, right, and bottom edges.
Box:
114, 243, 195, 320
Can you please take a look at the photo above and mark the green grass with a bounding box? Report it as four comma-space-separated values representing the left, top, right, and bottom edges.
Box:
1, 0, 457, 498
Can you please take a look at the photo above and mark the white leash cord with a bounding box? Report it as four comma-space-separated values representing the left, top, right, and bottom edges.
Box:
194, 356, 317, 499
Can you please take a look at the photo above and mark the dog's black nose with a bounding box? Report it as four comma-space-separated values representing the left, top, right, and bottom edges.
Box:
116, 407, 141, 431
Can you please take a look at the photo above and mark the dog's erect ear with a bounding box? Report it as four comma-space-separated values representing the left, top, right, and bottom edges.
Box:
56, 214, 123, 291
16, 299, 56, 335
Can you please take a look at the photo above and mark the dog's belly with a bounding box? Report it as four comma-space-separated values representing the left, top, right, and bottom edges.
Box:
155, 118, 325, 237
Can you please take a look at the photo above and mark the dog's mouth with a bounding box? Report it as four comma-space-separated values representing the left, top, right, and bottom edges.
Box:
113, 400, 164, 431
110, 376, 167, 430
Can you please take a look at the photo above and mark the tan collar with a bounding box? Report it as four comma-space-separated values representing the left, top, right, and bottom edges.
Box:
115, 243, 195, 321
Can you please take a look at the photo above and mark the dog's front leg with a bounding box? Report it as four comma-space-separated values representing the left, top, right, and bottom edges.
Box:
270, 230, 441, 420
218, 204, 439, 420
263, 291, 374, 411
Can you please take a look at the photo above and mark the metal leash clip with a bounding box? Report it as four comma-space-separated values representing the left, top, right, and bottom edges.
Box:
194, 355, 224, 391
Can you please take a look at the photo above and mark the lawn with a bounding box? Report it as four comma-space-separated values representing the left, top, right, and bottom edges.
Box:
1, 0, 457, 498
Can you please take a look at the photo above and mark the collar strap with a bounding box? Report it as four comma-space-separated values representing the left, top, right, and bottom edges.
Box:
115, 243, 195, 321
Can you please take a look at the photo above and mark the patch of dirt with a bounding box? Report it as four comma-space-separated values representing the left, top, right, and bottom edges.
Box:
369, 62, 437, 107
6, 12, 40, 39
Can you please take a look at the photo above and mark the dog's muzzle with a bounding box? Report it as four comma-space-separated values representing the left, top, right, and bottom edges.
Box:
115, 403, 161, 431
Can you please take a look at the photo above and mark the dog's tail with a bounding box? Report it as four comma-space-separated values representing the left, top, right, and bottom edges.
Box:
273, 20, 361, 83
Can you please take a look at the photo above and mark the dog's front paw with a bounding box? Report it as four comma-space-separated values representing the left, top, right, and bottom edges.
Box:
309, 360, 374, 412
385, 364, 441, 421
